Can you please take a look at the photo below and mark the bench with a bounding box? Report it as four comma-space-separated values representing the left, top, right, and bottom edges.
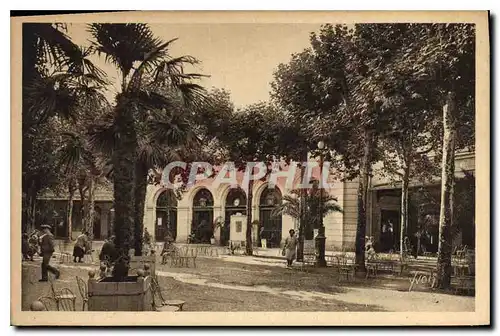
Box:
334, 255, 357, 281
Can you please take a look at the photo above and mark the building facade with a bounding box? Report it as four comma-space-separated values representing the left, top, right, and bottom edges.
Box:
37, 151, 475, 252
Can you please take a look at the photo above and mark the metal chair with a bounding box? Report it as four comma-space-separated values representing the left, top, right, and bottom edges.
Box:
150, 283, 180, 312
335, 255, 356, 281
150, 276, 185, 311
50, 281, 77, 311
57, 288, 77, 311
83, 251, 94, 264
76, 276, 89, 311
37, 296, 57, 311
58, 242, 72, 264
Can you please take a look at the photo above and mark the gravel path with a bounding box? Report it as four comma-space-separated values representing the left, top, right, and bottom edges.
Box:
21, 255, 474, 312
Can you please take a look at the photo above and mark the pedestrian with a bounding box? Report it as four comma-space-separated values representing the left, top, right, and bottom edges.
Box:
282, 229, 299, 268
73, 231, 89, 263
259, 226, 265, 247
38, 224, 60, 282
99, 235, 117, 265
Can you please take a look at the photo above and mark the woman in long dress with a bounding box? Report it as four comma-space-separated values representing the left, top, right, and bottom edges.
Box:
283, 229, 298, 268
73, 231, 89, 263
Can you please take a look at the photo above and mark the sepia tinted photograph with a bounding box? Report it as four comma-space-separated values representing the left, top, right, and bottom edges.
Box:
11, 11, 489, 326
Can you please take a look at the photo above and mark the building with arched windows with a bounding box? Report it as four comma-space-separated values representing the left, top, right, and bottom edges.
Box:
37, 151, 475, 252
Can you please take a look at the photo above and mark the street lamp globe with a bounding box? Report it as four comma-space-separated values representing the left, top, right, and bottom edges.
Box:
317, 140, 325, 150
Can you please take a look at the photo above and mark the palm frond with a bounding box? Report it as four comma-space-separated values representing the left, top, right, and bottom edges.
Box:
88, 23, 164, 79
126, 89, 176, 113
127, 38, 180, 92
57, 131, 86, 173
24, 23, 80, 70
24, 74, 80, 125
87, 109, 117, 156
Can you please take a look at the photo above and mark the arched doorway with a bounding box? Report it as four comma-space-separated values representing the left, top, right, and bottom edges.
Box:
223, 188, 247, 245
93, 206, 102, 240
191, 188, 214, 244
259, 188, 282, 248
156, 190, 178, 242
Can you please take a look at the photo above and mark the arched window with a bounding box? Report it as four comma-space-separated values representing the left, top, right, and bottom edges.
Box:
259, 187, 282, 248
193, 189, 214, 207
191, 188, 214, 244
156, 190, 178, 242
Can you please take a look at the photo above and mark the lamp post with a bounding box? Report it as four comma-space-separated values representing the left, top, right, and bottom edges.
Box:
315, 140, 327, 267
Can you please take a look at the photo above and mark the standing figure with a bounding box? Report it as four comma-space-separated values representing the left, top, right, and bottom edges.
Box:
259, 226, 265, 247
73, 231, 89, 263
38, 224, 60, 282
99, 235, 118, 266
387, 220, 395, 252
283, 229, 299, 268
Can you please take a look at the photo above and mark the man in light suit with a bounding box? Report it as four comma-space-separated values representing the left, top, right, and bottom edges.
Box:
38, 224, 60, 282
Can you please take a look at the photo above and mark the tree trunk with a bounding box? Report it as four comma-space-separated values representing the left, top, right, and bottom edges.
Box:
400, 165, 410, 258
133, 161, 148, 256
85, 178, 96, 238
78, 180, 87, 231
26, 181, 38, 232
354, 128, 373, 274
297, 162, 307, 261
66, 179, 76, 241
27, 192, 37, 232
245, 170, 254, 256
112, 102, 138, 260
436, 92, 457, 289
26, 181, 39, 232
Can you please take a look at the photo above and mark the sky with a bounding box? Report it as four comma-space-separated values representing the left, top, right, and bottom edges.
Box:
67, 23, 321, 108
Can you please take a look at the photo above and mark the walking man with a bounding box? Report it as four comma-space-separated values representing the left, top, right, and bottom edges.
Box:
38, 224, 60, 282
283, 229, 299, 268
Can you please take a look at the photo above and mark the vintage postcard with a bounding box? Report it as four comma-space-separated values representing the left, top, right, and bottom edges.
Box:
11, 11, 489, 326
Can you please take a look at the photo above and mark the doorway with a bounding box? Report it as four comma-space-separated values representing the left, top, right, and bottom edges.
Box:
379, 210, 400, 252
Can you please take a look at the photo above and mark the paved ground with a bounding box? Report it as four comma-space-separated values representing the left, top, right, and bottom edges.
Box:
21, 254, 474, 312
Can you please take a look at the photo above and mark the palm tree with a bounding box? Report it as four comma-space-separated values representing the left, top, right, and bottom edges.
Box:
133, 104, 201, 254
58, 126, 112, 240
22, 23, 106, 232
87, 23, 206, 260
272, 180, 343, 240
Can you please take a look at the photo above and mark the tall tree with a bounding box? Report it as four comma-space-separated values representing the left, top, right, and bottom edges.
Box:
272, 24, 385, 273
401, 23, 475, 288
22, 23, 105, 232
216, 103, 289, 255
88, 23, 206, 260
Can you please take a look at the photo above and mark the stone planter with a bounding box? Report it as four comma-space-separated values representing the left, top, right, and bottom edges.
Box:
129, 254, 156, 277
87, 271, 153, 311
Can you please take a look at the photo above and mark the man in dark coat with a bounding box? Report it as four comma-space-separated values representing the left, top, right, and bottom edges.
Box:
38, 224, 60, 282
99, 235, 118, 264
